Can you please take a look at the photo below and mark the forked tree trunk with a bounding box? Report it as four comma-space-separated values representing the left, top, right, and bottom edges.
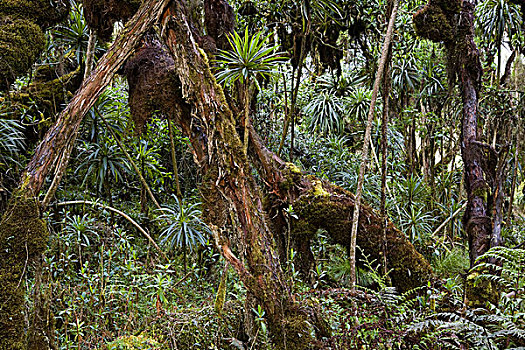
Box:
0, 1, 171, 347
160, 3, 314, 348
159, 0, 433, 341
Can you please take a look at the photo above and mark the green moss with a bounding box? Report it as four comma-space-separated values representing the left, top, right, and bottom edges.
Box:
0, 194, 49, 349
104, 334, 165, 349
290, 182, 433, 292
286, 162, 301, 175
465, 269, 500, 307
0, 17, 45, 90
24, 65, 82, 119
472, 186, 489, 203
413, 4, 454, 43
279, 163, 303, 191
273, 313, 311, 350
311, 180, 329, 197
435, 0, 461, 14
0, 0, 69, 29
0, 64, 82, 131
214, 267, 228, 315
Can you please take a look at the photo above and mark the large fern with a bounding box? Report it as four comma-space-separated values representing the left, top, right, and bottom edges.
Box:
408, 247, 525, 349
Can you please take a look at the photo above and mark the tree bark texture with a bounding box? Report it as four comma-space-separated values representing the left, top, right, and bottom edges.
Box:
0, 0, 171, 348
1, 0, 435, 348
414, 0, 505, 305
159, 3, 314, 348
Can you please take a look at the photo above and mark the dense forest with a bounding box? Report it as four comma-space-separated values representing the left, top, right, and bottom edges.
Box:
0, 0, 524, 348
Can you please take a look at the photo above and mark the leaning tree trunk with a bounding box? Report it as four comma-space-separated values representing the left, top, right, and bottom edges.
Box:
156, 4, 433, 348
159, 3, 315, 348
0, 1, 171, 348
247, 123, 432, 293
414, 0, 505, 305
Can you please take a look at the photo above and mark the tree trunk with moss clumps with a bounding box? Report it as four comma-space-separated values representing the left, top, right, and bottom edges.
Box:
0, 195, 48, 349
159, 3, 314, 348
121, 0, 433, 346
414, 0, 504, 306
247, 125, 432, 293
1, 0, 434, 348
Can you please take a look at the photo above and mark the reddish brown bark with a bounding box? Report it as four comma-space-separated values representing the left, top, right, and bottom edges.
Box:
20, 0, 171, 196
455, 2, 492, 266
414, 0, 507, 306
414, 0, 506, 268
159, 3, 313, 348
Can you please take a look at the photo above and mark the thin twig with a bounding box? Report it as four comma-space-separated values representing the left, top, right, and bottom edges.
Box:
348, 0, 400, 288
432, 202, 467, 237
57, 200, 168, 261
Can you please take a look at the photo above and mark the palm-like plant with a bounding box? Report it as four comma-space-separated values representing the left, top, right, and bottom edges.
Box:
50, 3, 105, 65
215, 28, 284, 154
156, 197, 210, 272
76, 139, 129, 194
476, 0, 521, 76
63, 213, 98, 266
400, 206, 436, 244
392, 55, 420, 97
0, 118, 25, 169
347, 87, 372, 127
132, 139, 166, 187
304, 92, 343, 134
303, 73, 355, 135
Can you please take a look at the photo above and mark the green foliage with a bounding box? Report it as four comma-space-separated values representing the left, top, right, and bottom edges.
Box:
303, 91, 343, 134
105, 334, 164, 350
476, 0, 522, 51
0, 18, 45, 90
214, 28, 284, 90
76, 139, 130, 193
0, 117, 25, 168
432, 247, 470, 278
51, 3, 104, 65
156, 196, 210, 254
474, 247, 525, 301
346, 86, 372, 126
1, 0, 524, 348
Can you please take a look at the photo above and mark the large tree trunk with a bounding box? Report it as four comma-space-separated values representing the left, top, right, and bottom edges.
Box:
0, 1, 171, 348
414, 0, 505, 305
1, 0, 434, 348
248, 124, 432, 293
157, 3, 432, 346
159, 3, 314, 348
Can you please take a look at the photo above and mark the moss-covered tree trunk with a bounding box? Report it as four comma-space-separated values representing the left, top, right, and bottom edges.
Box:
248, 125, 432, 292
159, 3, 314, 348
0, 1, 171, 348
150, 6, 432, 348
414, 0, 505, 305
